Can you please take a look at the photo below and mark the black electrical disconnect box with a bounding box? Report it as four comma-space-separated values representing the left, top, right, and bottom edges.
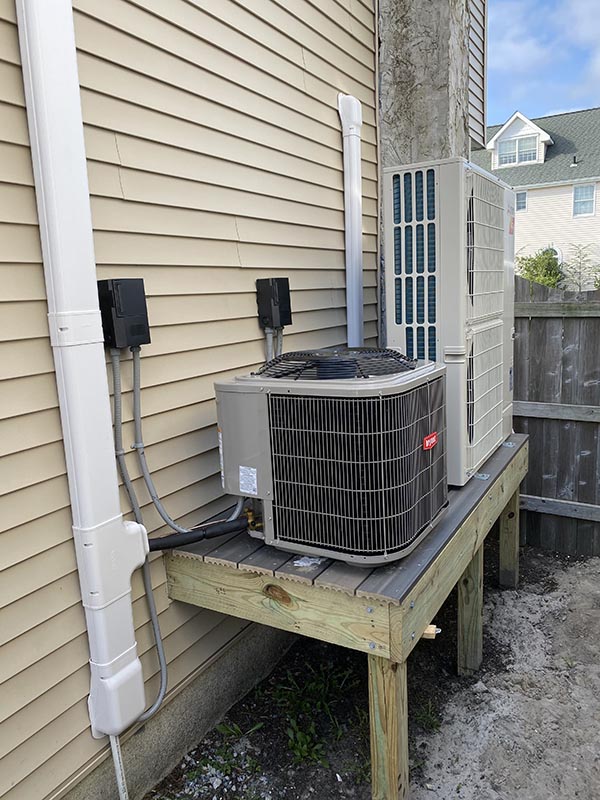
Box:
97, 278, 151, 348
255, 277, 292, 329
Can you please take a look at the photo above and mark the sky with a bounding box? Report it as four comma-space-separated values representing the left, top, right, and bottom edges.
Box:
487, 0, 600, 125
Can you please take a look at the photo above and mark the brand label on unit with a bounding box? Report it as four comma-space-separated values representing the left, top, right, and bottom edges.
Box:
239, 465, 258, 496
423, 432, 438, 450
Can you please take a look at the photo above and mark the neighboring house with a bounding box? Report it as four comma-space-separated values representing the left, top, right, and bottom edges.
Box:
0, 1, 486, 799
471, 108, 600, 274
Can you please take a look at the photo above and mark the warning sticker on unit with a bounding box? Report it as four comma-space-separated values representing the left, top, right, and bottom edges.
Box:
239, 465, 258, 496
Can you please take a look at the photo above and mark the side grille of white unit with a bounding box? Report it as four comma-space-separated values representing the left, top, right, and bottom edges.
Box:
390, 167, 438, 361
466, 171, 505, 321
466, 319, 504, 471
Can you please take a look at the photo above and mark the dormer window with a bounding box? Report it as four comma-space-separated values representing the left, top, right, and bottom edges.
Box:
498, 135, 538, 166
486, 112, 553, 169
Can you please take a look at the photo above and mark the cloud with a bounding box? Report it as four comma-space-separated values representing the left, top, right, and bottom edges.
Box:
487, 0, 600, 121
488, 0, 557, 74
558, 0, 600, 86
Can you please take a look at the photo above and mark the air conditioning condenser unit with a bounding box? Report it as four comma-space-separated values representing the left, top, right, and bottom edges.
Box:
216, 348, 447, 565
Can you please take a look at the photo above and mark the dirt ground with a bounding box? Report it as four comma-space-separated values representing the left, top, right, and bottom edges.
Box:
145, 537, 600, 800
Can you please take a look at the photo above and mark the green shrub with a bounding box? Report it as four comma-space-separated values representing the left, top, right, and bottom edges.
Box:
515, 248, 564, 288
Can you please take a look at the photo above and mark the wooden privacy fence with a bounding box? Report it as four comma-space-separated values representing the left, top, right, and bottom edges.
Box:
513, 276, 600, 555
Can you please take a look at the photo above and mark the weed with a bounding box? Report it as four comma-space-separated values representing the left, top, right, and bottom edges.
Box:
414, 700, 441, 732
270, 659, 360, 766
216, 720, 264, 739
286, 718, 329, 766
561, 655, 576, 669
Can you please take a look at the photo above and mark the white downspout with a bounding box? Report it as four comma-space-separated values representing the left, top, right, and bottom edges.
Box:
16, 0, 148, 738
338, 94, 364, 347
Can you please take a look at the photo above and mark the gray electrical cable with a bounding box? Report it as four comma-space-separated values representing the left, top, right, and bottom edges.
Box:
109, 735, 129, 800
110, 349, 167, 723
265, 327, 274, 361
130, 347, 245, 534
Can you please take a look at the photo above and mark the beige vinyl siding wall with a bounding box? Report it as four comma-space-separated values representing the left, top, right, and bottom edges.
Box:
515, 182, 600, 266
468, 0, 486, 147
0, 0, 378, 798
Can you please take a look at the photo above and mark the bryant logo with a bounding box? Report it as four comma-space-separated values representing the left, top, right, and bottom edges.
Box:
423, 432, 438, 450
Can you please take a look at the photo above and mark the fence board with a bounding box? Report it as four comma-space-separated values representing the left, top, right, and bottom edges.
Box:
514, 276, 600, 556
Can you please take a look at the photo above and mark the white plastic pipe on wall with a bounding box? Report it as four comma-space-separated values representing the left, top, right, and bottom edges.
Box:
338, 94, 364, 347
16, 0, 148, 738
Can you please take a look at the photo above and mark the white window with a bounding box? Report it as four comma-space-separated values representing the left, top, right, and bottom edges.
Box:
516, 191, 527, 211
573, 184, 595, 216
497, 136, 538, 166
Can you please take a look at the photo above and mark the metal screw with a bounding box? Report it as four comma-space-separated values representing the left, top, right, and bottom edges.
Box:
410, 600, 415, 609
411, 632, 416, 640
366, 606, 374, 614
369, 642, 376, 650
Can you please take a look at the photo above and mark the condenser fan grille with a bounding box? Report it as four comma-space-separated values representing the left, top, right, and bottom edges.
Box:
256, 347, 417, 381
268, 377, 447, 558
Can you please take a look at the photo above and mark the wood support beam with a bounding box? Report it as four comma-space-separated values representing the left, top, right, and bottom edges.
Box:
520, 494, 600, 523
457, 546, 483, 676
167, 557, 391, 657
513, 400, 600, 423
368, 656, 409, 800
499, 491, 520, 588
514, 302, 600, 318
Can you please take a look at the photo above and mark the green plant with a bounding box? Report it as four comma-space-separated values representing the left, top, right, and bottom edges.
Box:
414, 699, 441, 732
270, 659, 360, 766
216, 720, 264, 739
516, 248, 564, 288
286, 718, 329, 766
560, 244, 600, 291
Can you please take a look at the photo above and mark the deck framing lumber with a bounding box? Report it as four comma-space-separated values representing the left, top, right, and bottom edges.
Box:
167, 557, 392, 657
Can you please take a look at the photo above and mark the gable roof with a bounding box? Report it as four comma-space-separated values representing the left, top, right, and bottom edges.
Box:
471, 107, 600, 187
486, 111, 553, 149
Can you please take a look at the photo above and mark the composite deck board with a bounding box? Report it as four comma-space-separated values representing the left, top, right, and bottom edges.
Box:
273, 555, 333, 584
173, 435, 528, 600
313, 561, 373, 593
203, 533, 264, 566
237, 544, 294, 575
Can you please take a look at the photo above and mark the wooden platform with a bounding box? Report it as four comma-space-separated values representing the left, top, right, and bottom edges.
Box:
166, 434, 528, 799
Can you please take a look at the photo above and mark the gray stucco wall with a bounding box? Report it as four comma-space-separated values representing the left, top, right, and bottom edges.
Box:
378, 0, 471, 168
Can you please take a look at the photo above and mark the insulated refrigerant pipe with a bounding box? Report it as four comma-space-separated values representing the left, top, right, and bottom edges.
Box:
338, 94, 364, 348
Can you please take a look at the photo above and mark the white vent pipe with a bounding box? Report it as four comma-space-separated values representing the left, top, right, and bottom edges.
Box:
16, 0, 148, 738
338, 94, 364, 347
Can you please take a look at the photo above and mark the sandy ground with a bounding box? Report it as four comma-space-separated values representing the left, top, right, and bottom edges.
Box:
410, 551, 600, 800
146, 546, 600, 800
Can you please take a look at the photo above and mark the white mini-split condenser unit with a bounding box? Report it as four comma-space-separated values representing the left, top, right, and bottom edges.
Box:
383, 157, 515, 486
216, 348, 447, 564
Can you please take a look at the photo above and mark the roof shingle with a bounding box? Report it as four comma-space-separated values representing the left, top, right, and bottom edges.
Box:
470, 107, 600, 187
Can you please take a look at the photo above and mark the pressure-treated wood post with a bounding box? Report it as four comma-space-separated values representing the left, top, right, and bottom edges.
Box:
499, 490, 520, 588
368, 655, 409, 800
457, 545, 483, 676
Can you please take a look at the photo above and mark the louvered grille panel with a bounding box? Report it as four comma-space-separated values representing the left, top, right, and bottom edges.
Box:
466, 320, 504, 470
466, 172, 505, 321
391, 166, 438, 360
268, 378, 447, 558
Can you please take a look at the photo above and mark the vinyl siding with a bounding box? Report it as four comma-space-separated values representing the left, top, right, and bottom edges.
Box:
0, 0, 378, 798
515, 182, 600, 269
468, 0, 486, 147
